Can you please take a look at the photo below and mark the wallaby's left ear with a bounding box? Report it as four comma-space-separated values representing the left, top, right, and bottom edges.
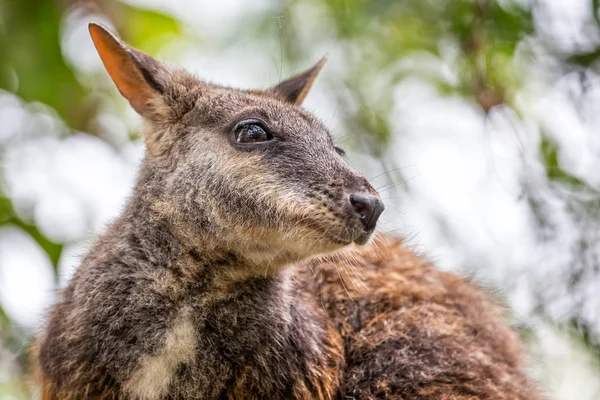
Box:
271, 56, 328, 105
89, 22, 170, 119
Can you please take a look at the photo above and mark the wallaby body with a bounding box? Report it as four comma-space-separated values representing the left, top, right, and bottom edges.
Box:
39, 186, 342, 399
310, 235, 539, 399
35, 23, 540, 399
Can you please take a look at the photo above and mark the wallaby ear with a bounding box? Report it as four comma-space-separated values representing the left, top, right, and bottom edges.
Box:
271, 56, 328, 105
89, 22, 169, 118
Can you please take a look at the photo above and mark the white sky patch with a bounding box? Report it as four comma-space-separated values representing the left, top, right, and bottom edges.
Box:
60, 7, 114, 76
58, 240, 91, 288
532, 72, 600, 190
534, 0, 600, 54
0, 226, 55, 330
388, 79, 591, 317
0, 93, 27, 145
530, 322, 600, 400
4, 133, 140, 242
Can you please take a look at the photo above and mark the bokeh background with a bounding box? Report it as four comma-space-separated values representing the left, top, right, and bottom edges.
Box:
1, 0, 600, 398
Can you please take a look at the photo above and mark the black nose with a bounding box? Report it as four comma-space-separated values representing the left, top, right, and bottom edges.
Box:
349, 193, 385, 231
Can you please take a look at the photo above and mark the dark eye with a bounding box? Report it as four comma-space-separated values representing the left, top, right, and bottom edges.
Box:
234, 122, 272, 143
334, 146, 346, 156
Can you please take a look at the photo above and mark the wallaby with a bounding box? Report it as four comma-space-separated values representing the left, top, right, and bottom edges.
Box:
35, 23, 541, 399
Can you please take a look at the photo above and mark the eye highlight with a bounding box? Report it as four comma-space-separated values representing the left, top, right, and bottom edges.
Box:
334, 146, 346, 156
233, 121, 273, 143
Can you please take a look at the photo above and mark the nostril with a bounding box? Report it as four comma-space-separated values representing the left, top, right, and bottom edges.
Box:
349, 193, 385, 231
350, 196, 368, 218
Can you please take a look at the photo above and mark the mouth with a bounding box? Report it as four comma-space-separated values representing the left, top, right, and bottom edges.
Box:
303, 193, 383, 247
353, 229, 374, 245
316, 225, 372, 247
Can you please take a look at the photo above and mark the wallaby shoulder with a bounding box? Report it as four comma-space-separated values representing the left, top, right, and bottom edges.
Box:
306, 234, 540, 399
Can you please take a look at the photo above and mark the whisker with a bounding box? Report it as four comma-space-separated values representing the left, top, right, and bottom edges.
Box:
377, 176, 420, 194
275, 13, 287, 84
368, 165, 414, 182
328, 87, 347, 127
346, 257, 367, 281
346, 258, 369, 291
335, 261, 354, 302
342, 258, 362, 292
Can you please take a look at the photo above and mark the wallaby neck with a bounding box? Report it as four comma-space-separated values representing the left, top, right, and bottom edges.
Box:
111, 171, 294, 295
110, 161, 300, 287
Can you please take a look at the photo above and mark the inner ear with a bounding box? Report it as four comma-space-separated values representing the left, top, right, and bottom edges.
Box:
89, 22, 169, 118
270, 56, 327, 105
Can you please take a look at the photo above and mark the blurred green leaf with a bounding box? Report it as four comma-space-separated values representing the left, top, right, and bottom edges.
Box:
0, 0, 90, 131
118, 3, 182, 54
541, 135, 589, 188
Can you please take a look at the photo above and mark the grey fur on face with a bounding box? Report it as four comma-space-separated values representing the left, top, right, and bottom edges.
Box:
116, 46, 383, 271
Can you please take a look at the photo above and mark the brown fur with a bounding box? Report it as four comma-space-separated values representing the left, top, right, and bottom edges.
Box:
34, 23, 540, 399
304, 235, 540, 399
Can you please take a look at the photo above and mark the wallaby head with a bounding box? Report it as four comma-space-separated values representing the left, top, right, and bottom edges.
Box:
89, 22, 384, 274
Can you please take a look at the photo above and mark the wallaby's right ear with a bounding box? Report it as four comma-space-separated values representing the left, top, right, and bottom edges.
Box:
271, 56, 328, 106
89, 22, 169, 118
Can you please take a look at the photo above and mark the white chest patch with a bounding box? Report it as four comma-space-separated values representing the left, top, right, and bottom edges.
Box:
124, 308, 196, 400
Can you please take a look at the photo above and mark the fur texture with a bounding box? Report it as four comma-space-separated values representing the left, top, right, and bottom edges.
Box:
34, 24, 540, 400
305, 235, 541, 399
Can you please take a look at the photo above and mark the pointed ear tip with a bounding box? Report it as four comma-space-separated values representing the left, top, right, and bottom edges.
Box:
88, 22, 108, 43
88, 23, 128, 55
316, 54, 329, 68
88, 21, 104, 35
88, 22, 119, 42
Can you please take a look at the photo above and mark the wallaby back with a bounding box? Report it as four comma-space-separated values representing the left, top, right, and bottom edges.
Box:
306, 234, 541, 399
